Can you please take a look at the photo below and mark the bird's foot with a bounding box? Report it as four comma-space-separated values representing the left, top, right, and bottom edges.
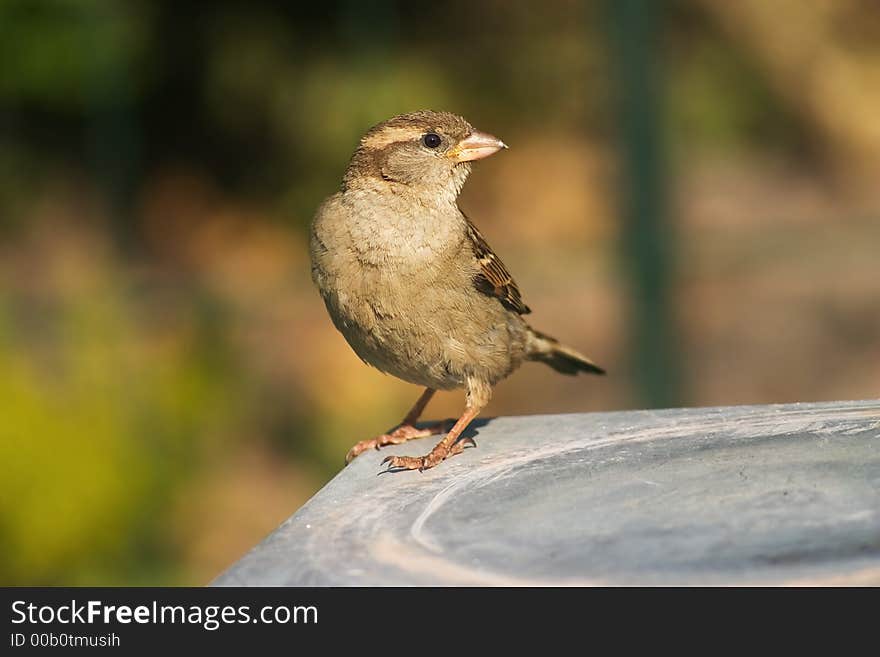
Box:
381, 436, 476, 472
345, 421, 450, 464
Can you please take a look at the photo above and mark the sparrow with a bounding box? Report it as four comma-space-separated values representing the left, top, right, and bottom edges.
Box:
310, 110, 604, 472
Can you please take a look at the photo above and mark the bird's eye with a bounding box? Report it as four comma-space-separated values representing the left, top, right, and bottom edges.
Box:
422, 133, 442, 149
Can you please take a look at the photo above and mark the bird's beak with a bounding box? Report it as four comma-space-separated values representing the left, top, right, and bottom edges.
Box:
447, 131, 508, 163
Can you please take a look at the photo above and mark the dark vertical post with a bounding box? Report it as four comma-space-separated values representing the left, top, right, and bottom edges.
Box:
84, 2, 140, 252
607, 0, 681, 408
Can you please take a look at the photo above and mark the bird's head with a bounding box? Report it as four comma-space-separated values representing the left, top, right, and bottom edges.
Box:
343, 110, 507, 201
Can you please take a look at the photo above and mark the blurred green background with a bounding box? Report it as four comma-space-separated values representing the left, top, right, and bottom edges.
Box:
1, 0, 878, 585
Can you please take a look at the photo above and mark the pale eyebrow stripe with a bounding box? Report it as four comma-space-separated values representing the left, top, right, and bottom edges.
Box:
361, 126, 425, 149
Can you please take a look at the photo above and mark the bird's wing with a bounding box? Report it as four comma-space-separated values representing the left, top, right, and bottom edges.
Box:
464, 214, 532, 315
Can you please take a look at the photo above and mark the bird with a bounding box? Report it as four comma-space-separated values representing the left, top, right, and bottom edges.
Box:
309, 110, 604, 472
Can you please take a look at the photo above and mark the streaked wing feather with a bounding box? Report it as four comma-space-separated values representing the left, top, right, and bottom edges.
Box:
465, 216, 531, 315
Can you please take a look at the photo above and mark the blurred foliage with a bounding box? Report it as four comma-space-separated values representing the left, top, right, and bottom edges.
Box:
0, 1, 147, 107
0, 1, 878, 584
0, 220, 242, 583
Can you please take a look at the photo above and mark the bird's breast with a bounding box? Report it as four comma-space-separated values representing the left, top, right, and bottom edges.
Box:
310, 190, 525, 388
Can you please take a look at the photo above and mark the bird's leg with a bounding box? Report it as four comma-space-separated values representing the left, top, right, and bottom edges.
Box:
345, 388, 449, 464
400, 387, 437, 427
382, 405, 481, 472
382, 378, 490, 472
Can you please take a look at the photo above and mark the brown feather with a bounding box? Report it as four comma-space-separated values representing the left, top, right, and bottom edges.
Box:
464, 214, 531, 315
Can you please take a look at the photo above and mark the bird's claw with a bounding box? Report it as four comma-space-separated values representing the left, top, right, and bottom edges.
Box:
381, 454, 427, 472
345, 421, 449, 465
379, 435, 476, 473
455, 436, 477, 451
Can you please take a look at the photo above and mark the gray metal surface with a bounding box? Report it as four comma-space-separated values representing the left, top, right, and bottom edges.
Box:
213, 400, 880, 586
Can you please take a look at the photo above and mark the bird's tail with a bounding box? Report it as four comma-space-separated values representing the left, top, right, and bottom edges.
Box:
525, 327, 605, 376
